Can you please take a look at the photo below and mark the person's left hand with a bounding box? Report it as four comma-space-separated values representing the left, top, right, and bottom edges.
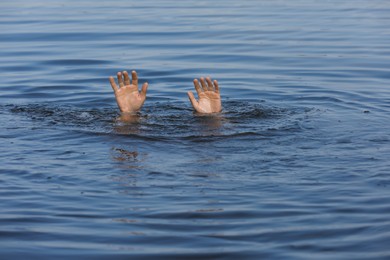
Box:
187, 77, 222, 114
109, 70, 148, 113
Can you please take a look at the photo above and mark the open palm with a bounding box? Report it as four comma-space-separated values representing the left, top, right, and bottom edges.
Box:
109, 71, 148, 113
187, 77, 222, 114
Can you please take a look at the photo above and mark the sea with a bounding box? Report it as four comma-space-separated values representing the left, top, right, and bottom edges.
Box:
1, 0, 390, 259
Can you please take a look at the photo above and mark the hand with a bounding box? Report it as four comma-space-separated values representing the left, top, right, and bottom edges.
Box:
187, 77, 222, 114
109, 70, 148, 113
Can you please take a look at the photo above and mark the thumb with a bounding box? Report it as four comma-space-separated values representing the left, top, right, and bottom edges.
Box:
140, 82, 148, 98
187, 91, 199, 110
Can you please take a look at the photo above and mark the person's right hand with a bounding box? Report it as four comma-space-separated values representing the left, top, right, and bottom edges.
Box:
187, 77, 222, 114
109, 70, 148, 113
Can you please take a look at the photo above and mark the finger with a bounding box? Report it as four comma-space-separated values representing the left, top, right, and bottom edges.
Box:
206, 77, 214, 91
213, 80, 220, 93
109, 76, 118, 92
131, 70, 138, 86
117, 72, 124, 88
140, 82, 148, 98
187, 91, 200, 111
123, 71, 131, 86
200, 77, 208, 91
193, 79, 202, 96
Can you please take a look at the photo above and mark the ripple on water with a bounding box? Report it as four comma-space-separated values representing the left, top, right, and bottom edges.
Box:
5, 100, 313, 141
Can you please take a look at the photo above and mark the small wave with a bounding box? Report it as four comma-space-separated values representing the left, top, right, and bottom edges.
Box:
39, 59, 112, 66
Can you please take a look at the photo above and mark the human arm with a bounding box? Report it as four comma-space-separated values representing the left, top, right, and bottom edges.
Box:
109, 70, 148, 113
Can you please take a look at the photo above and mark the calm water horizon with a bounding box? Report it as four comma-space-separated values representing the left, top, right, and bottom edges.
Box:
1, 0, 390, 259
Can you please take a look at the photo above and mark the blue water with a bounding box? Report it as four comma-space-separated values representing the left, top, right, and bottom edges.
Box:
1, 1, 390, 259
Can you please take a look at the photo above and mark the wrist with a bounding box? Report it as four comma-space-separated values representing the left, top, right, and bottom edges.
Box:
118, 112, 140, 123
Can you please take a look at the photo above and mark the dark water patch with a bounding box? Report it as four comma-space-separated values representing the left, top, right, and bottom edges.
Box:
6, 100, 311, 141
9, 104, 115, 129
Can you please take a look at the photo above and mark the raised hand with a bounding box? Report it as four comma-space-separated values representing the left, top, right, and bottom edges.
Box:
109, 70, 148, 113
187, 77, 222, 114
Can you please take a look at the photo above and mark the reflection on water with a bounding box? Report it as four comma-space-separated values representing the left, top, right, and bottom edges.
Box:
1, 0, 390, 259
114, 113, 142, 135
112, 148, 141, 163
193, 113, 224, 135
111, 146, 146, 168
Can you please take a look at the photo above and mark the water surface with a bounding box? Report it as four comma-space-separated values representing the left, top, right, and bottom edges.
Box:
1, 0, 390, 259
